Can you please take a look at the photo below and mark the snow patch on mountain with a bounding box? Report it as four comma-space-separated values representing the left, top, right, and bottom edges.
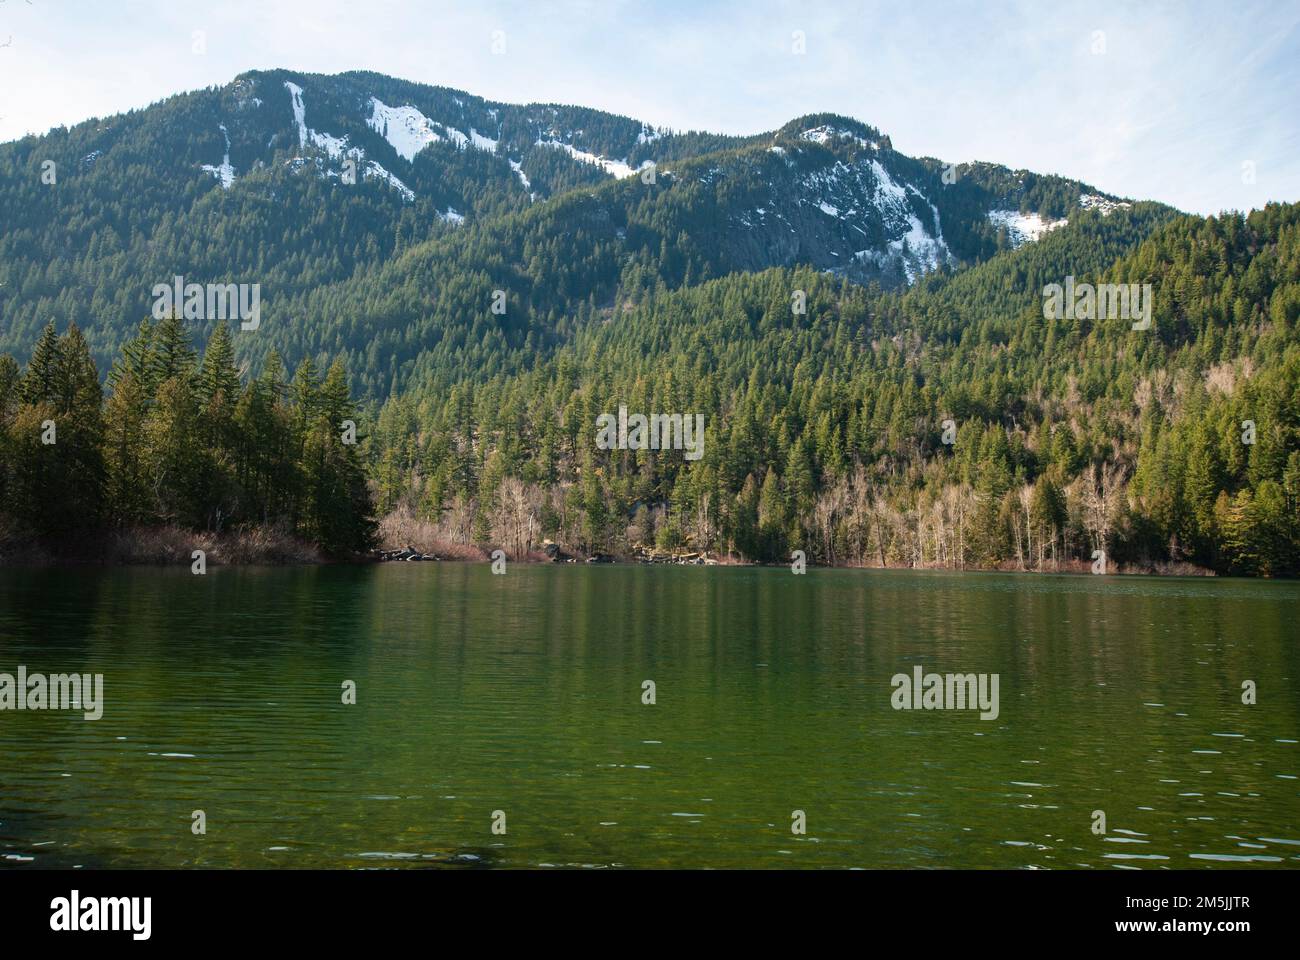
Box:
509, 158, 533, 198
280, 86, 415, 200
285, 81, 352, 159
201, 124, 236, 189
987, 209, 1067, 246
312, 130, 350, 159
799, 125, 876, 150
285, 81, 308, 140
364, 97, 500, 160
469, 128, 498, 153
536, 139, 644, 179
367, 98, 443, 161
363, 161, 414, 201
1079, 193, 1132, 216
858, 160, 949, 282
285, 151, 414, 202
787, 153, 949, 284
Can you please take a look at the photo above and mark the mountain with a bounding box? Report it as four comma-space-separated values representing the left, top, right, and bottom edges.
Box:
8, 69, 1295, 579
0, 69, 1154, 395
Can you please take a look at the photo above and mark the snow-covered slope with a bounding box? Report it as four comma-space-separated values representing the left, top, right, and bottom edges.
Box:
536, 138, 647, 179
987, 209, 1067, 247
200, 124, 236, 189
285, 82, 415, 201
170, 72, 1137, 280
366, 99, 444, 160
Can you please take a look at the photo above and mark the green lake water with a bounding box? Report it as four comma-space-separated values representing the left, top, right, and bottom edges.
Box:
1, 564, 1297, 869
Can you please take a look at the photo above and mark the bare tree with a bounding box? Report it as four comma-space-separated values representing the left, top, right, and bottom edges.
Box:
1079, 461, 1126, 554
1016, 483, 1034, 570
690, 490, 715, 551
813, 479, 848, 564
492, 477, 541, 558
445, 493, 476, 545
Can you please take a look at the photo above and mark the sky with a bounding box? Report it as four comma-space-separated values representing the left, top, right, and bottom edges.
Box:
1, 0, 1297, 215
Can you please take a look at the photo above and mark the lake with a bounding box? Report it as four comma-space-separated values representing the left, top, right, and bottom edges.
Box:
1, 564, 1297, 869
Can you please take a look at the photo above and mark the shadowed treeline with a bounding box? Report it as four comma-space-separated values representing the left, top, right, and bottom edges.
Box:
0, 317, 375, 559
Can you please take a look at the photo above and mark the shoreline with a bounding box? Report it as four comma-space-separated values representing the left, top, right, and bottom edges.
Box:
0, 535, 1234, 578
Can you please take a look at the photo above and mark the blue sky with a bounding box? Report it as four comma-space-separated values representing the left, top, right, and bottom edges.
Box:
1, 0, 1297, 214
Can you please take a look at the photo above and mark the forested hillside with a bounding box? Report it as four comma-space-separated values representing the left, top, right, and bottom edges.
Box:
2, 71, 1295, 574
368, 202, 1300, 577
1, 70, 1139, 394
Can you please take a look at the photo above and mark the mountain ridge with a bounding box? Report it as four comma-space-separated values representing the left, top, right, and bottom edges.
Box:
0, 68, 1157, 395
2, 69, 1296, 578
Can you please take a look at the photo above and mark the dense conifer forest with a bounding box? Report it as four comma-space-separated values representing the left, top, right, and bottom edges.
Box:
2, 72, 1296, 575
366, 202, 1300, 576
0, 317, 375, 558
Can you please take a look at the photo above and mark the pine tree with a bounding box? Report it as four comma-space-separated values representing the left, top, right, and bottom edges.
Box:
150, 314, 197, 387
49, 324, 106, 530
109, 319, 157, 395
758, 468, 787, 560
20, 321, 61, 405
144, 375, 208, 527
103, 369, 151, 526
197, 322, 241, 408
